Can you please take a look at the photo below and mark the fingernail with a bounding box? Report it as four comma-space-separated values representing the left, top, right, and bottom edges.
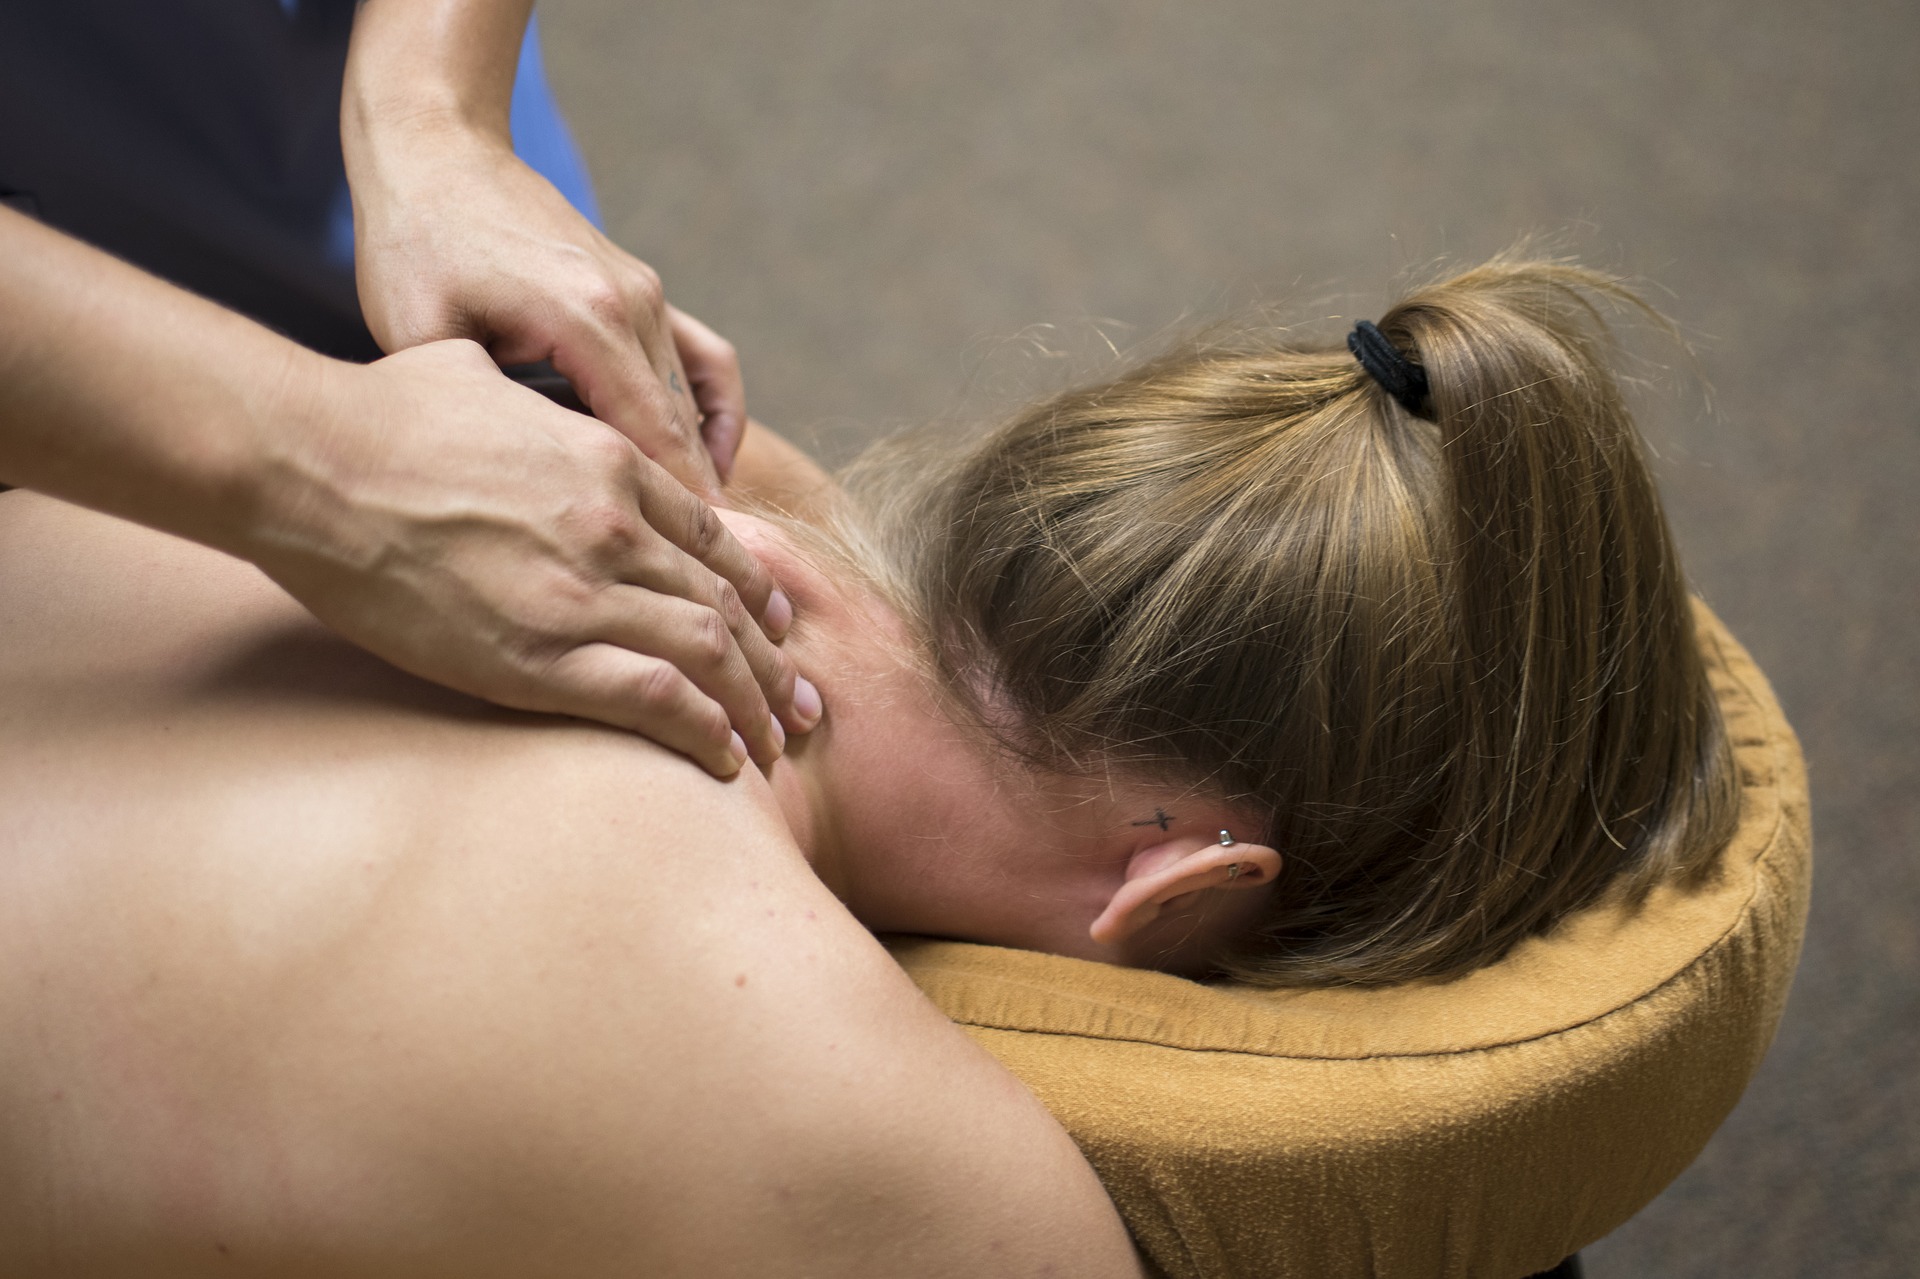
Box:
765, 589, 794, 638
728, 730, 749, 767
792, 675, 823, 725
769, 716, 786, 752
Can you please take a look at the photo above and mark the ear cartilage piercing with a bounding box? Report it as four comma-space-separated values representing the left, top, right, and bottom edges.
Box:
1226, 862, 1243, 880
1219, 830, 1234, 846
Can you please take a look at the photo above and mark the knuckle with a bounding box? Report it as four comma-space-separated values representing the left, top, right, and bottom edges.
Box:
712, 577, 748, 628
575, 498, 640, 554
691, 606, 735, 667
587, 495, 641, 541
578, 281, 629, 329
737, 557, 772, 599
683, 501, 725, 560
581, 425, 638, 473
686, 703, 733, 754
624, 659, 687, 715
625, 262, 665, 312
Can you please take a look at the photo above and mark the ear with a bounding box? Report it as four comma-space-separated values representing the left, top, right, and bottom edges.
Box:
1087, 836, 1282, 947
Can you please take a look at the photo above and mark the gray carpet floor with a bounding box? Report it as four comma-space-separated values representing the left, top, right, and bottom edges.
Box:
542, 2, 1919, 1273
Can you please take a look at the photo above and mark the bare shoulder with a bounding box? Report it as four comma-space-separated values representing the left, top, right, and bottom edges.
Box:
723, 418, 839, 518
0, 494, 1141, 1278
0, 491, 802, 993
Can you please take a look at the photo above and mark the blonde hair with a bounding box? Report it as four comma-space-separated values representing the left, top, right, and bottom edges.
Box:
847, 254, 1740, 987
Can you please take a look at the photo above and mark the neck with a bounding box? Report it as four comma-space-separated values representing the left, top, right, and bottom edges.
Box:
729, 513, 1019, 935
725, 513, 914, 912
758, 578, 963, 929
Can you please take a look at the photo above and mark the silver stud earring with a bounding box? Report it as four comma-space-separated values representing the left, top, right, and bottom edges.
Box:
1226, 862, 1243, 880
1218, 830, 1234, 846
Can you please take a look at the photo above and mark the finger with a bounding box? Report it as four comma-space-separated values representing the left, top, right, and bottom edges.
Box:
610, 265, 708, 459
609, 261, 709, 475
669, 306, 747, 482
593, 586, 790, 766
605, 563, 809, 739
659, 343, 711, 478
531, 264, 712, 490
626, 463, 792, 642
539, 642, 751, 778
604, 539, 808, 736
549, 317, 720, 495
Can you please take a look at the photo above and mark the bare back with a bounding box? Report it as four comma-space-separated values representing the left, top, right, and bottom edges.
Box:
0, 492, 1141, 1278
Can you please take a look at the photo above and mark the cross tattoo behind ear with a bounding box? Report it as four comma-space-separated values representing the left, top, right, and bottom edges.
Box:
1130, 807, 1174, 831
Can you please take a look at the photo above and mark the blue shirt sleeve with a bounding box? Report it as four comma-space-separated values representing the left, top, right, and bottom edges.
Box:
509, 15, 604, 229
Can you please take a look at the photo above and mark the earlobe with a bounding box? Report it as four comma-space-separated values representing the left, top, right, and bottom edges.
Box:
1087, 836, 1282, 947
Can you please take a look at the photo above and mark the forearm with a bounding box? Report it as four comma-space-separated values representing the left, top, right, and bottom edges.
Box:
0, 206, 324, 555
342, 0, 532, 145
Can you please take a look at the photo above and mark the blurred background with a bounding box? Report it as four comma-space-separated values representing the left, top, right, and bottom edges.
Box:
540, 1, 1917, 1273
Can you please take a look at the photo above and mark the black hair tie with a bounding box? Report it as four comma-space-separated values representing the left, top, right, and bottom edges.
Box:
1347, 320, 1431, 418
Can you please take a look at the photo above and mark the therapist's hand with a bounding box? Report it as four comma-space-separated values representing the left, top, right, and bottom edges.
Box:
347, 122, 744, 494
249, 339, 811, 775
0, 204, 811, 775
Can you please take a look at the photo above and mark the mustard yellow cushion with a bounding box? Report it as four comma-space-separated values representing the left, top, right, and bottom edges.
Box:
891, 603, 1811, 1279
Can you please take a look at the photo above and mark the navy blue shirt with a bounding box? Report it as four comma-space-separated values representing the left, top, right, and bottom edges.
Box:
0, 1, 602, 361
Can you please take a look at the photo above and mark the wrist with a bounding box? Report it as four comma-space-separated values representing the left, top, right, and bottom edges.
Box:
340, 90, 514, 246
341, 81, 508, 198
210, 347, 371, 574
342, 78, 509, 171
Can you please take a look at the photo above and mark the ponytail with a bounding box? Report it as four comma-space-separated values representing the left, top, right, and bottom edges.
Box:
1328, 260, 1739, 976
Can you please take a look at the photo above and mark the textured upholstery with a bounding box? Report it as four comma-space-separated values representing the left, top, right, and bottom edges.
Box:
890, 603, 1811, 1279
